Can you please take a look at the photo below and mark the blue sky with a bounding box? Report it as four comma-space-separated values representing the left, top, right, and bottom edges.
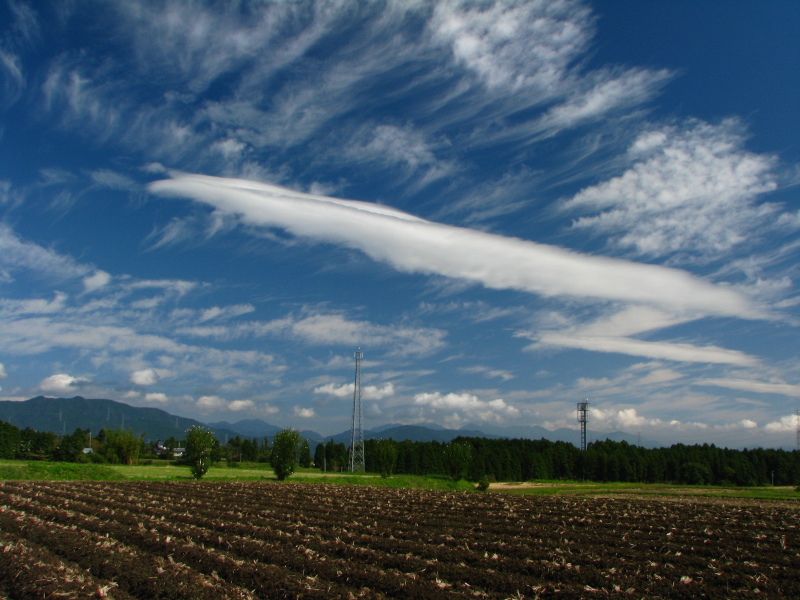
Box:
1, 0, 798, 447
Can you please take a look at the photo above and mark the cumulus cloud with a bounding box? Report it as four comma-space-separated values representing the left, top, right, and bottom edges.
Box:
314, 382, 395, 400
196, 395, 254, 412
129, 368, 161, 386
0, 363, 6, 378
149, 173, 756, 319
587, 407, 740, 434
714, 419, 758, 431
39, 373, 91, 394
144, 392, 169, 403
764, 414, 800, 433
413, 391, 519, 423
589, 407, 651, 430
229, 399, 254, 411
196, 395, 227, 410
294, 406, 316, 418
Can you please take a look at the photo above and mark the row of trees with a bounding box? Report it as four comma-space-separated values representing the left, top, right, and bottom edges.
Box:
0, 419, 315, 469
4, 418, 799, 486
185, 426, 304, 480
0, 422, 142, 464
354, 437, 800, 486
0, 419, 311, 482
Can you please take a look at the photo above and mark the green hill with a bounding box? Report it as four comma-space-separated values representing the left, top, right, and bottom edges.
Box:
0, 396, 238, 443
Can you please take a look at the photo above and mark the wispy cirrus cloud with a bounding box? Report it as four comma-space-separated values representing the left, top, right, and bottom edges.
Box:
179, 311, 446, 357
37, 0, 673, 205
0, 223, 91, 280
431, 0, 592, 93
697, 377, 800, 397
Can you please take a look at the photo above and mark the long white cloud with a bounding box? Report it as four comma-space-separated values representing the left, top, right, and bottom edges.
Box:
697, 378, 800, 397
523, 305, 759, 365
149, 172, 756, 318
535, 333, 757, 366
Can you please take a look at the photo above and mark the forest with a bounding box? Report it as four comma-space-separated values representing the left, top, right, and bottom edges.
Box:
356, 436, 800, 487
2, 419, 799, 486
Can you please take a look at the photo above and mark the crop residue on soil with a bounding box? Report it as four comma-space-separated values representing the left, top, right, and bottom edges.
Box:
1, 480, 798, 599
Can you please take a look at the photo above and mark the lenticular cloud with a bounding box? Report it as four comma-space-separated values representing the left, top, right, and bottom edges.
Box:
149, 172, 755, 318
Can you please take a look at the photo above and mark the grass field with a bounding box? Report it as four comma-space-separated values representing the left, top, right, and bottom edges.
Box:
1, 459, 797, 500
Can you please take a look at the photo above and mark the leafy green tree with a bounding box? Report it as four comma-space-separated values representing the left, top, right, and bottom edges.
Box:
258, 437, 271, 463
298, 439, 312, 468
271, 428, 302, 480
313, 441, 326, 470
99, 427, 142, 465
185, 426, 217, 480
53, 428, 89, 462
443, 441, 473, 481
0, 420, 21, 459
324, 439, 348, 472
375, 438, 399, 478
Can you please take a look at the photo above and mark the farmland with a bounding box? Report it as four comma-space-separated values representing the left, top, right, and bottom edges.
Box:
1, 481, 798, 599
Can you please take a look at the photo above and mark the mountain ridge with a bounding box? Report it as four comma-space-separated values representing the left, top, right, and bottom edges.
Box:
1, 396, 646, 447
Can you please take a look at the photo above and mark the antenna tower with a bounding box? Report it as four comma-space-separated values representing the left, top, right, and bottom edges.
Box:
577, 400, 589, 452
349, 349, 365, 472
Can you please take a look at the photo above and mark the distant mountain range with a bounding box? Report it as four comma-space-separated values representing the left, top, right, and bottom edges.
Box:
0, 397, 241, 443
0, 396, 646, 447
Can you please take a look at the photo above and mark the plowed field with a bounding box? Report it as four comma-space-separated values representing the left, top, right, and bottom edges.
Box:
0, 481, 798, 599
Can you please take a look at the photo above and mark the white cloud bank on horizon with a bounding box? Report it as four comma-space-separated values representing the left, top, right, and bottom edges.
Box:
149, 173, 757, 319
314, 382, 395, 401
413, 391, 520, 425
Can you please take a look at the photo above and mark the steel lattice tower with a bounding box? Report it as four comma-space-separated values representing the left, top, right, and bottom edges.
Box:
349, 349, 365, 472
577, 400, 589, 452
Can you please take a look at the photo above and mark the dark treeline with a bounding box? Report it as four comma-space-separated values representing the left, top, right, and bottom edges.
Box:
361, 437, 800, 486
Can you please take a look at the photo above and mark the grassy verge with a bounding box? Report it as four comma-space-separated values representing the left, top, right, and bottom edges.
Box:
0, 461, 125, 481
488, 480, 800, 501
1, 460, 796, 500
